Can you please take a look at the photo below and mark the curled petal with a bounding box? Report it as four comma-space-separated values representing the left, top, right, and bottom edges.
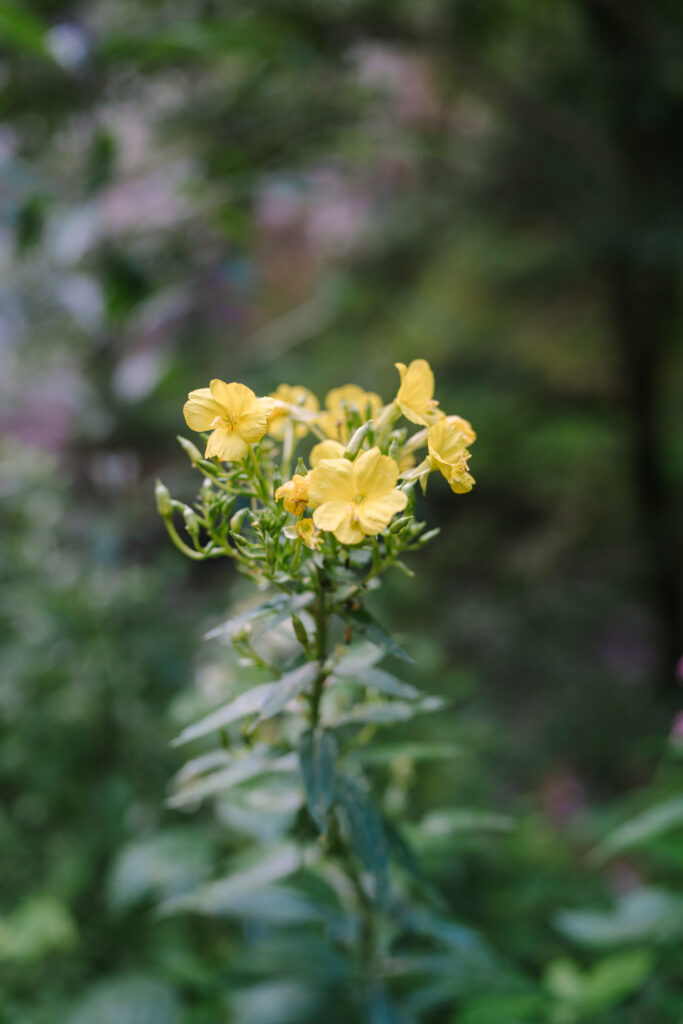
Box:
205, 428, 249, 461
183, 388, 225, 431
210, 380, 256, 417
396, 359, 438, 425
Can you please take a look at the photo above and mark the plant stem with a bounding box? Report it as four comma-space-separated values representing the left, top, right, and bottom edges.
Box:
308, 567, 328, 726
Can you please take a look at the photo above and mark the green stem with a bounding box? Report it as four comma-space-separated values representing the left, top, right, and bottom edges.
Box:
248, 445, 271, 503
162, 517, 207, 561
309, 567, 328, 726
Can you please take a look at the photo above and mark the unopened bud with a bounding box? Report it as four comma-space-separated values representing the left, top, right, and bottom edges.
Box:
183, 507, 200, 539
177, 435, 203, 465
344, 421, 372, 459
230, 507, 249, 534
155, 480, 173, 517
291, 613, 309, 648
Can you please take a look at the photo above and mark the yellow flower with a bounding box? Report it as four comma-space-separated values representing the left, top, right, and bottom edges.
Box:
267, 384, 319, 440
317, 385, 382, 442
427, 418, 475, 494
395, 359, 443, 426
183, 379, 275, 461
296, 519, 322, 550
310, 439, 345, 466
308, 447, 408, 545
274, 474, 310, 516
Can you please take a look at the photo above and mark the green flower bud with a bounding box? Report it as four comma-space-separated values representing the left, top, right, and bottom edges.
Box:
155, 480, 173, 517
291, 613, 309, 648
230, 507, 249, 534
177, 435, 203, 465
183, 506, 200, 540
344, 420, 372, 459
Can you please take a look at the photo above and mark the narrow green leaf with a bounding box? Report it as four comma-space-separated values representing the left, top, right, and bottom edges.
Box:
171, 682, 277, 747
333, 666, 421, 700
347, 606, 413, 662
332, 696, 443, 727
299, 729, 337, 832
167, 752, 297, 808
335, 775, 389, 907
593, 795, 683, 863
255, 661, 319, 724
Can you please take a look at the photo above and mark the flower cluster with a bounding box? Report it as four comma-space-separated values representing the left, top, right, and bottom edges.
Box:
169, 359, 475, 559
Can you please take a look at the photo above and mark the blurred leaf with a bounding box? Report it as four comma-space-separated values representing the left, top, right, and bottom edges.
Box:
544, 950, 654, 1013
335, 775, 389, 906
333, 665, 421, 700
107, 829, 214, 909
456, 992, 548, 1023
331, 696, 444, 727
352, 741, 462, 765
168, 751, 297, 808
347, 606, 414, 662
172, 682, 278, 746
555, 888, 683, 947
161, 843, 302, 916
0, 1, 48, 55
0, 895, 76, 962
299, 728, 337, 832
255, 661, 320, 724
592, 795, 683, 863
66, 974, 181, 1024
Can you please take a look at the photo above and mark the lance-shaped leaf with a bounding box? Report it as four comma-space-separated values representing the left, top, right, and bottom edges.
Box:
160, 843, 302, 917
299, 729, 337, 832
168, 751, 298, 808
204, 593, 312, 641
335, 774, 390, 908
171, 682, 278, 747
591, 795, 683, 864
332, 666, 421, 700
331, 696, 444, 728
346, 606, 413, 663
253, 660, 320, 725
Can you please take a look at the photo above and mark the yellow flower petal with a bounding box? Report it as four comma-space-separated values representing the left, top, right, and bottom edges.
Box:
445, 415, 476, 446
205, 427, 249, 461
183, 388, 225, 431
333, 516, 365, 545
308, 458, 356, 506
275, 474, 310, 516
395, 359, 440, 425
357, 490, 408, 534
239, 397, 275, 443
310, 439, 345, 467
268, 384, 319, 440
354, 447, 399, 499
209, 379, 256, 417
313, 500, 353, 534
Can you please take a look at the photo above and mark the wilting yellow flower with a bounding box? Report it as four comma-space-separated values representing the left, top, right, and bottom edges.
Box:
275, 474, 310, 516
308, 447, 408, 545
283, 518, 322, 549
317, 385, 382, 442
268, 384, 319, 441
296, 518, 322, 550
183, 380, 275, 461
427, 418, 475, 494
395, 359, 443, 426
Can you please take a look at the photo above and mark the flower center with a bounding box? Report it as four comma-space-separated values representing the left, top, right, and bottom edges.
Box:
212, 414, 238, 431
354, 493, 364, 504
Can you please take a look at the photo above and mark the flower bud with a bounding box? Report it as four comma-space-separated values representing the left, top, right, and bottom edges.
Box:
183, 506, 200, 540
177, 435, 203, 465
344, 420, 372, 459
230, 507, 249, 534
155, 480, 173, 517
291, 613, 309, 648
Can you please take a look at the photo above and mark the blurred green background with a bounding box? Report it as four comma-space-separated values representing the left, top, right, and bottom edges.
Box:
2, 1, 683, 1021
